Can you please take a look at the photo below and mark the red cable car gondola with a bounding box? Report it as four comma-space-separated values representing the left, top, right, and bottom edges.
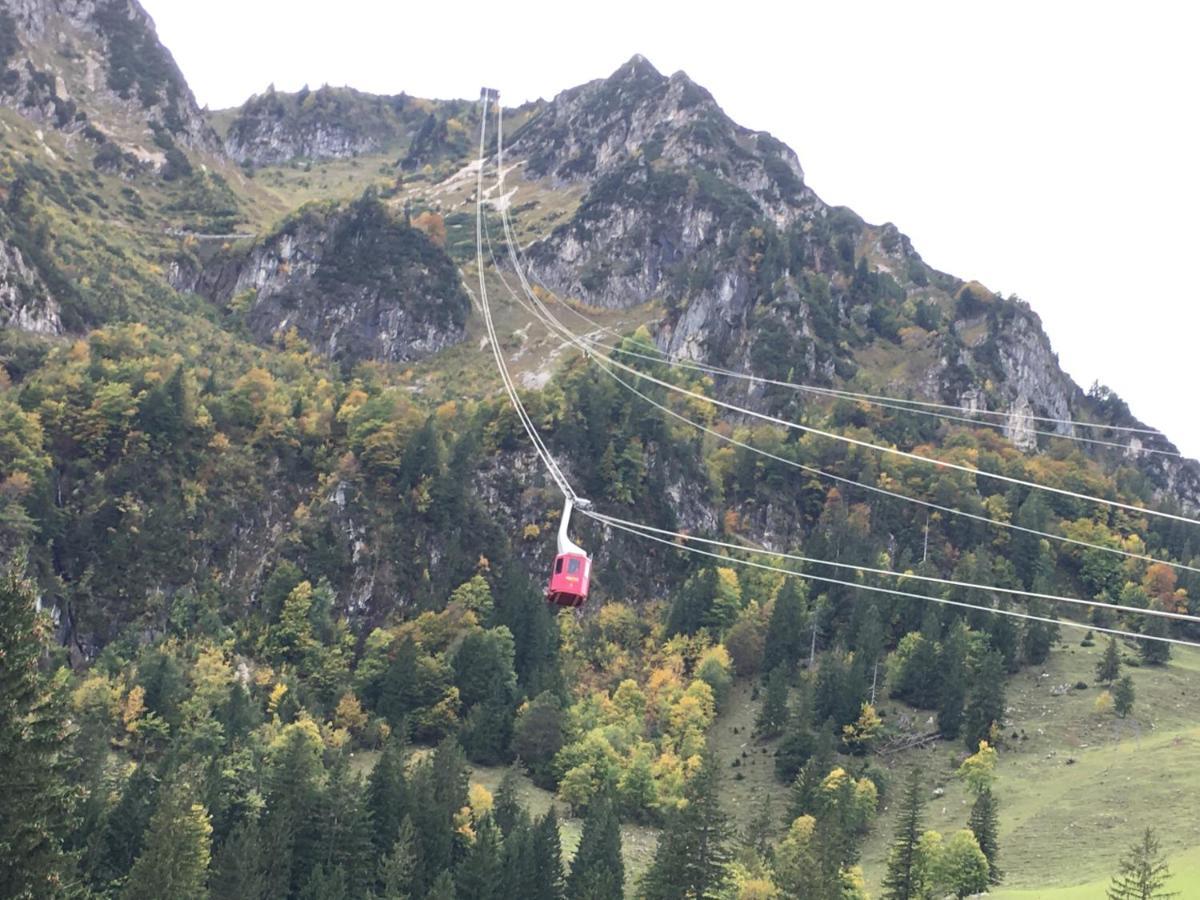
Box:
546, 498, 592, 609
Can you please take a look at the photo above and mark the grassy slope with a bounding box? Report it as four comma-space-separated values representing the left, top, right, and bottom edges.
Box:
700, 641, 1200, 898
853, 640, 1200, 897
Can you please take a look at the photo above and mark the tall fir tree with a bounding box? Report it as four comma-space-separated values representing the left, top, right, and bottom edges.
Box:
566, 794, 624, 900
531, 809, 566, 900
427, 870, 458, 900
408, 738, 469, 894
763, 578, 808, 672
210, 819, 268, 900
262, 720, 325, 899
755, 665, 790, 738
456, 816, 502, 900
298, 863, 347, 900
378, 817, 417, 900
0, 569, 74, 899
1107, 828, 1176, 900
1114, 675, 1136, 719
367, 733, 410, 855
1140, 606, 1172, 666
318, 754, 375, 898
788, 729, 837, 821
1097, 637, 1122, 684
937, 619, 970, 739
492, 770, 523, 837
881, 767, 926, 900
641, 752, 733, 900
122, 780, 213, 900
968, 788, 1002, 884
963, 650, 1006, 751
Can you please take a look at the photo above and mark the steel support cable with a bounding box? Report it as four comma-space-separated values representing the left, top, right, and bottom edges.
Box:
505, 244, 1167, 439
475, 93, 575, 502
583, 508, 1200, 624
584, 512, 1200, 650
492, 232, 1200, 528
483, 136, 1200, 573
481, 95, 1200, 643
573, 337, 1184, 458
479, 241, 1200, 615
483, 250, 1200, 577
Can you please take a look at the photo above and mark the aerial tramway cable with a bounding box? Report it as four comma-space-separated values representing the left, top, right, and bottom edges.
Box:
486, 99, 1200, 571
482, 226, 1200, 577
497, 202, 1169, 442
487, 180, 1200, 529
474, 90, 1200, 646
585, 513, 1200, 650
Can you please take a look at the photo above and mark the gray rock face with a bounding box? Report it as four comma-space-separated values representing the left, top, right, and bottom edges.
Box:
221, 86, 415, 166
0, 236, 62, 334
173, 197, 470, 366
503, 55, 1200, 511
510, 56, 830, 380
512, 55, 812, 227
0, 0, 219, 152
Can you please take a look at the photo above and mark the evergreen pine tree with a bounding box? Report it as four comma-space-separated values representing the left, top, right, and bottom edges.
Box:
531, 809, 566, 900
963, 650, 1006, 751
0, 569, 73, 899
566, 794, 624, 900
500, 814, 535, 899
755, 666, 790, 738
456, 817, 503, 900
892, 608, 942, 708
1097, 637, 1122, 684
262, 720, 325, 899
1114, 675, 1136, 718
367, 733, 410, 854
1107, 828, 1176, 900
641, 752, 733, 900
1022, 598, 1057, 664
1140, 606, 1172, 666
492, 770, 523, 836
408, 738, 469, 894
298, 863, 347, 900
763, 578, 808, 672
210, 819, 268, 900
937, 619, 969, 739
89, 761, 160, 890
122, 781, 213, 900
968, 788, 1002, 884
881, 767, 926, 900
427, 870, 458, 900
378, 817, 417, 900
788, 729, 837, 822
318, 755, 375, 897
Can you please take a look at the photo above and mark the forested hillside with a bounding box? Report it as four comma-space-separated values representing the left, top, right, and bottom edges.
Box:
3, 3, 1200, 899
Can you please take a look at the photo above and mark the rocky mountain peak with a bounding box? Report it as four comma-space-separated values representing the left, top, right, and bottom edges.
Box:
511, 55, 811, 226
0, 0, 219, 153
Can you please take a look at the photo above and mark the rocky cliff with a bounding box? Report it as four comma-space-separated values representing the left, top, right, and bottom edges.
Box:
0, 233, 62, 334
221, 85, 420, 166
0, 0, 219, 156
499, 56, 1199, 509
171, 194, 470, 366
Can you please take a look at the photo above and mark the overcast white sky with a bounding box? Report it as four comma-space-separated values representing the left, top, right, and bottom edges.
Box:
143, 0, 1200, 457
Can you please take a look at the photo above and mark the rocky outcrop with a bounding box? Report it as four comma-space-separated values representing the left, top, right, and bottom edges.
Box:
0, 0, 219, 152
500, 55, 1200, 511
222, 85, 416, 166
171, 195, 470, 366
511, 55, 813, 226
0, 235, 62, 334
510, 56, 831, 373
